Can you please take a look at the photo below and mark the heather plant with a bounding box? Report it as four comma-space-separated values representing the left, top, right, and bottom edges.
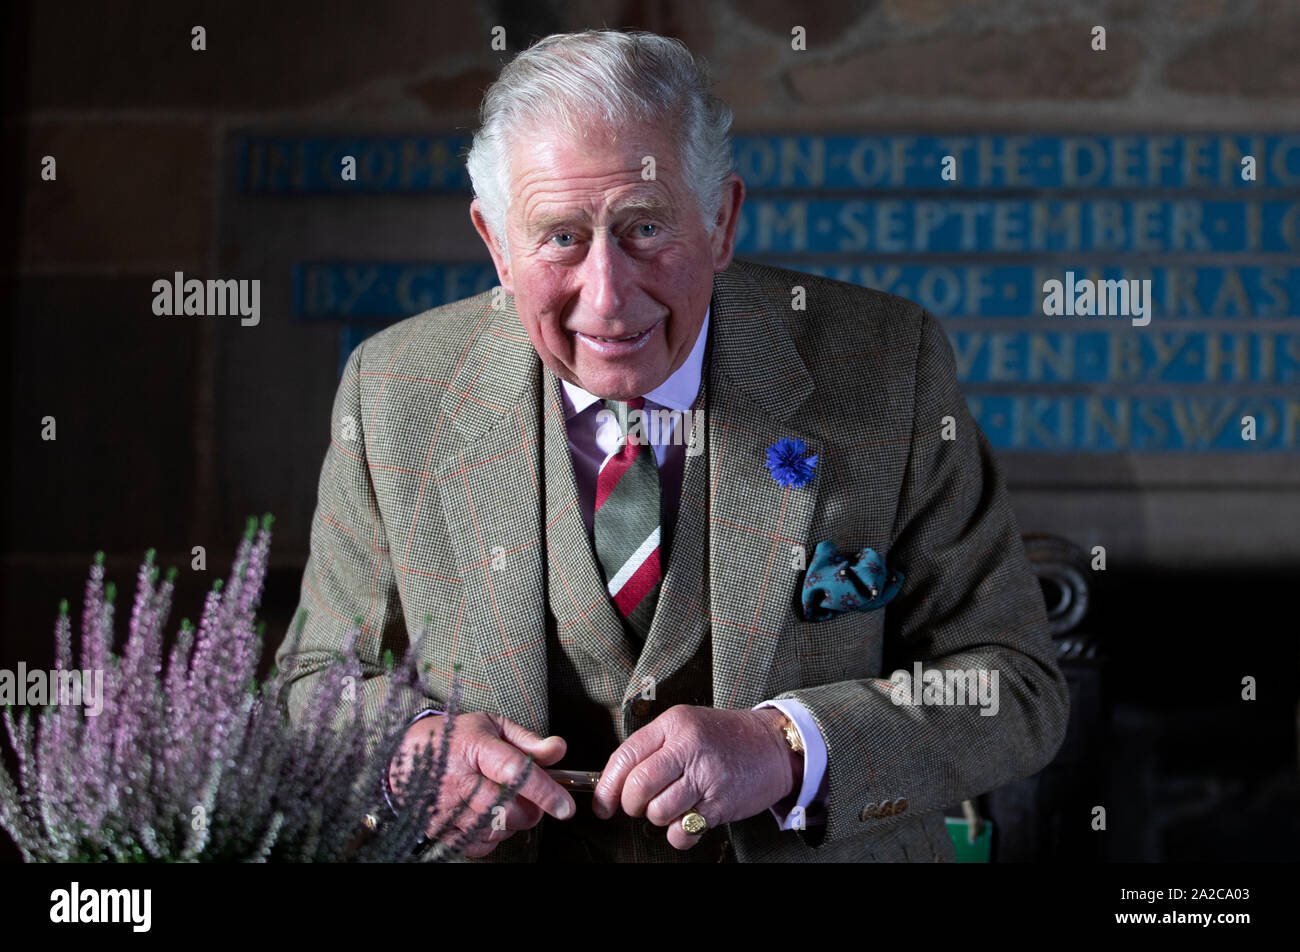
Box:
0, 515, 535, 862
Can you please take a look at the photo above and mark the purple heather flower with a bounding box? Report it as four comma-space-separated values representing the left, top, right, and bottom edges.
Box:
0, 515, 490, 863
765, 437, 819, 489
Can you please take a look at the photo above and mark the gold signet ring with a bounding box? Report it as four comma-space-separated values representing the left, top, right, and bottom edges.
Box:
680, 811, 708, 835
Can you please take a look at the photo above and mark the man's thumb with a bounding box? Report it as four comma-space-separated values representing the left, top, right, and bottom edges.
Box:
500, 720, 565, 756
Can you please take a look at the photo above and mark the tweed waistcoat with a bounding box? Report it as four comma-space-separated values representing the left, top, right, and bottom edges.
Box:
533, 362, 733, 863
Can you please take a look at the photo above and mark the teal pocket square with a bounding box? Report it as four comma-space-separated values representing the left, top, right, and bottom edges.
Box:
800, 541, 903, 622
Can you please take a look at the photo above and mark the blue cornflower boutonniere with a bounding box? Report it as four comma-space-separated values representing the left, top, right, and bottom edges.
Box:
766, 437, 818, 488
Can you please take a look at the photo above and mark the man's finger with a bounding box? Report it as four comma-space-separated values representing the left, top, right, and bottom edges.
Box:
425, 775, 535, 842
497, 719, 568, 765
619, 749, 683, 821
644, 775, 701, 829
592, 723, 666, 819
511, 795, 544, 829
665, 802, 717, 852
462, 839, 498, 859
482, 794, 538, 833
475, 737, 576, 820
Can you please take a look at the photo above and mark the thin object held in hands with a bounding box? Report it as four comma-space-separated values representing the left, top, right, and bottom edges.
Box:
545, 768, 602, 792
407, 769, 601, 858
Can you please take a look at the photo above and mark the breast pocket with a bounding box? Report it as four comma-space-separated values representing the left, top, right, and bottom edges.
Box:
783, 606, 886, 691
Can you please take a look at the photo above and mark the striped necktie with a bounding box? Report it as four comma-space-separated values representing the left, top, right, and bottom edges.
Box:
594, 397, 662, 639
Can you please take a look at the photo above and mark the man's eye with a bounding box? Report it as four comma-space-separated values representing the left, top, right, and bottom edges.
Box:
550, 233, 576, 247
635, 223, 659, 238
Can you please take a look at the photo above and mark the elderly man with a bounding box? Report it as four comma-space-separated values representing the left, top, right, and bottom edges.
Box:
276, 29, 1069, 863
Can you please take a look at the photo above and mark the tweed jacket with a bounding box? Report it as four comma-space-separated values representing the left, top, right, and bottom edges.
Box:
275, 258, 1071, 862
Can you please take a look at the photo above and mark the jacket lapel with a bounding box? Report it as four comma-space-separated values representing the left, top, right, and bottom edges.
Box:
433, 299, 551, 735
705, 266, 824, 713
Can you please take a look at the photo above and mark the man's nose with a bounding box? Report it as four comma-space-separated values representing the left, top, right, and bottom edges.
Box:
581, 234, 630, 320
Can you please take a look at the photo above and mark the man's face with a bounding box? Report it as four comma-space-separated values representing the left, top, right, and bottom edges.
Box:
471, 120, 744, 400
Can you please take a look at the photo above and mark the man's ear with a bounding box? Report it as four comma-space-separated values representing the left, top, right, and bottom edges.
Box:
470, 199, 514, 293
709, 173, 746, 273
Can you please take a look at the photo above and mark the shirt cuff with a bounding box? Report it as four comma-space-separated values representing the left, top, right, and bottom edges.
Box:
752, 698, 828, 829
383, 708, 445, 816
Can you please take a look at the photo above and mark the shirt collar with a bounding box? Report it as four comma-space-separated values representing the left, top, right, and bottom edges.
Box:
560, 306, 710, 420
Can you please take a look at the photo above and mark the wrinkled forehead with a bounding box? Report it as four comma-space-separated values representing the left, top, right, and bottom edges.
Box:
505, 117, 684, 222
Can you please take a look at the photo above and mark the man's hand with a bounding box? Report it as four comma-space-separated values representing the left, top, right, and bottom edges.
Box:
591, 705, 800, 850
388, 712, 576, 859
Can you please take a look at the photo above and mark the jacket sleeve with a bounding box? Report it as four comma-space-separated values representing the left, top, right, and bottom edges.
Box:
273, 341, 429, 764
772, 307, 1071, 851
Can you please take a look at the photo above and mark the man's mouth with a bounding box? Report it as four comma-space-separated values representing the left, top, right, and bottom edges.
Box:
589, 331, 643, 342
572, 319, 663, 355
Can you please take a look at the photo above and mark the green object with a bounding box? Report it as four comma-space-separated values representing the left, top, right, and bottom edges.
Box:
945, 815, 993, 862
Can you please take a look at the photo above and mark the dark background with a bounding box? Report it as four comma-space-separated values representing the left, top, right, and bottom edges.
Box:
2, 0, 1297, 862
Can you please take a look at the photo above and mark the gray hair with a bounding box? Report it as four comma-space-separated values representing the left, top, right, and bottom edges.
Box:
465, 29, 734, 257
